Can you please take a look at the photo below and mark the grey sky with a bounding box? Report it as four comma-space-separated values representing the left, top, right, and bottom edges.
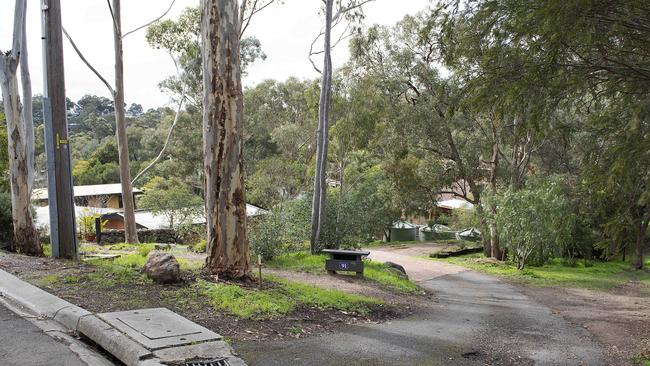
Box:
1, 0, 431, 109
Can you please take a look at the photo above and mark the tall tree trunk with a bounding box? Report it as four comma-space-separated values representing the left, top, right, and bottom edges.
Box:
20, 12, 34, 194
310, 0, 334, 253
112, 0, 138, 244
201, 0, 250, 277
633, 214, 648, 270
488, 122, 503, 259
0, 0, 40, 256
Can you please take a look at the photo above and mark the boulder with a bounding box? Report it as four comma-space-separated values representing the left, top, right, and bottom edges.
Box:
142, 252, 181, 284
384, 261, 408, 279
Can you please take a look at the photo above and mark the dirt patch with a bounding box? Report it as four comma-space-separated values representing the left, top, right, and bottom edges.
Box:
0, 251, 424, 342
520, 283, 650, 365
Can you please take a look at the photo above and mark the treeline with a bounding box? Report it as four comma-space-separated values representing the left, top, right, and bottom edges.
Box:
2, 1, 647, 269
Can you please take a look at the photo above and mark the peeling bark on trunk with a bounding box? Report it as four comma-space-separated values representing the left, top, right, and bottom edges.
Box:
201, 0, 250, 277
0, 0, 40, 255
112, 0, 138, 244
310, 0, 334, 253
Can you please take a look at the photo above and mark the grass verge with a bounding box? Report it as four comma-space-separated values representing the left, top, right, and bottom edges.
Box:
198, 275, 382, 320
267, 252, 419, 293
431, 253, 650, 290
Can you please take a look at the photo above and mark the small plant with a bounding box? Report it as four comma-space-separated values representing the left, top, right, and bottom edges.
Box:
190, 240, 207, 253
249, 210, 284, 261
77, 208, 108, 241
137, 244, 155, 257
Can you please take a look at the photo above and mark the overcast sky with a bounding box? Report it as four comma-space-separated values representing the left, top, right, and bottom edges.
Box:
0, 0, 431, 109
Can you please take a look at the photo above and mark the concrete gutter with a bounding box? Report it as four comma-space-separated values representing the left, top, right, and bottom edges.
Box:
0, 268, 245, 366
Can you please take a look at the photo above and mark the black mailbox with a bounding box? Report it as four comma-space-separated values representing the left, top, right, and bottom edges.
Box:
322, 249, 370, 277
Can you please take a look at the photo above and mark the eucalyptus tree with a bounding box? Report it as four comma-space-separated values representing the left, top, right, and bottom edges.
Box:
201, 0, 249, 277
309, 0, 376, 253
439, 0, 650, 267
0, 0, 40, 255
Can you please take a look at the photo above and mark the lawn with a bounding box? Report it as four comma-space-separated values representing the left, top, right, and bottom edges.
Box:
430, 253, 650, 291
266, 252, 420, 293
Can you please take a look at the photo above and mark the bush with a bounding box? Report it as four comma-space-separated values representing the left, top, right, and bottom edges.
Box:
177, 223, 204, 245
0, 192, 13, 247
249, 210, 284, 260
494, 183, 574, 270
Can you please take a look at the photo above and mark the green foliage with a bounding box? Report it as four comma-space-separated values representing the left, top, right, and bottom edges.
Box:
77, 208, 108, 239
247, 157, 305, 208
199, 280, 294, 319
363, 261, 420, 293
85, 253, 149, 287
146, 6, 265, 105
434, 254, 650, 291
249, 211, 284, 261
277, 277, 381, 315
137, 244, 156, 258
0, 192, 12, 246
190, 240, 206, 253
198, 276, 381, 320
267, 252, 419, 293
493, 182, 574, 269
138, 177, 203, 229
294, 165, 401, 249
72, 140, 121, 185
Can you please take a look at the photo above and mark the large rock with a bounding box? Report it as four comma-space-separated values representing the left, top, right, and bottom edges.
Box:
384, 261, 408, 279
142, 252, 181, 284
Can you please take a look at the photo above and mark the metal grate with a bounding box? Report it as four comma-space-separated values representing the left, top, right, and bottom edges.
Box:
184, 359, 229, 366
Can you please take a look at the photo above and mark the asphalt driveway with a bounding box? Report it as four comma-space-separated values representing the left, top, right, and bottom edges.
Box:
235, 250, 605, 365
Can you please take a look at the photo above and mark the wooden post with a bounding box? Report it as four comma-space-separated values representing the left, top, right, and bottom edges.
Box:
42, 0, 78, 259
258, 254, 262, 288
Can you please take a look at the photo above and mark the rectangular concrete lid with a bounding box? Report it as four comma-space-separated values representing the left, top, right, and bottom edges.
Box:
98, 308, 221, 350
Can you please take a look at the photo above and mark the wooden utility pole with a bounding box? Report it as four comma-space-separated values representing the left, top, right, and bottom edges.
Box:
42, 0, 78, 259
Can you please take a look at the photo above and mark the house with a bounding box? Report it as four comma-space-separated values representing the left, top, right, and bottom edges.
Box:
33, 183, 143, 209
33, 182, 267, 234
34, 204, 268, 233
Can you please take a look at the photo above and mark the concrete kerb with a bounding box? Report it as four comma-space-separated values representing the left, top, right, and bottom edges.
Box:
0, 268, 153, 366
0, 268, 248, 366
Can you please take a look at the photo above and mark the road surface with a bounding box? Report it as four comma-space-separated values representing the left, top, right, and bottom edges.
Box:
235, 249, 606, 365
0, 303, 89, 366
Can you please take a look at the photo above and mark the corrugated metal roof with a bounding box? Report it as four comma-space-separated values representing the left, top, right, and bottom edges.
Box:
33, 183, 143, 200
34, 205, 121, 230
35, 203, 267, 232
436, 199, 474, 210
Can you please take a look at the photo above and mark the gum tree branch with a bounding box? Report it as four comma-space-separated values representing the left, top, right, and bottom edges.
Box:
122, 0, 177, 38
62, 27, 115, 95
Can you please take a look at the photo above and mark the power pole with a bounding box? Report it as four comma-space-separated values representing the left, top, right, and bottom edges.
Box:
42, 0, 78, 259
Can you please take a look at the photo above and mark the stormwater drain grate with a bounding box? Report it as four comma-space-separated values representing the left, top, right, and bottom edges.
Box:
183, 359, 229, 366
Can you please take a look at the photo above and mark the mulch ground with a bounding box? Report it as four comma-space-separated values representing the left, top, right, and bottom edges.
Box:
0, 251, 428, 342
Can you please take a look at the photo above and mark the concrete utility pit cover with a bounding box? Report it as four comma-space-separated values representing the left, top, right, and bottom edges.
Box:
98, 308, 221, 350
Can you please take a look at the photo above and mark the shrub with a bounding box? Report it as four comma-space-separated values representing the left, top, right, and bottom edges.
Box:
249, 210, 283, 260
0, 192, 13, 247
495, 182, 574, 270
